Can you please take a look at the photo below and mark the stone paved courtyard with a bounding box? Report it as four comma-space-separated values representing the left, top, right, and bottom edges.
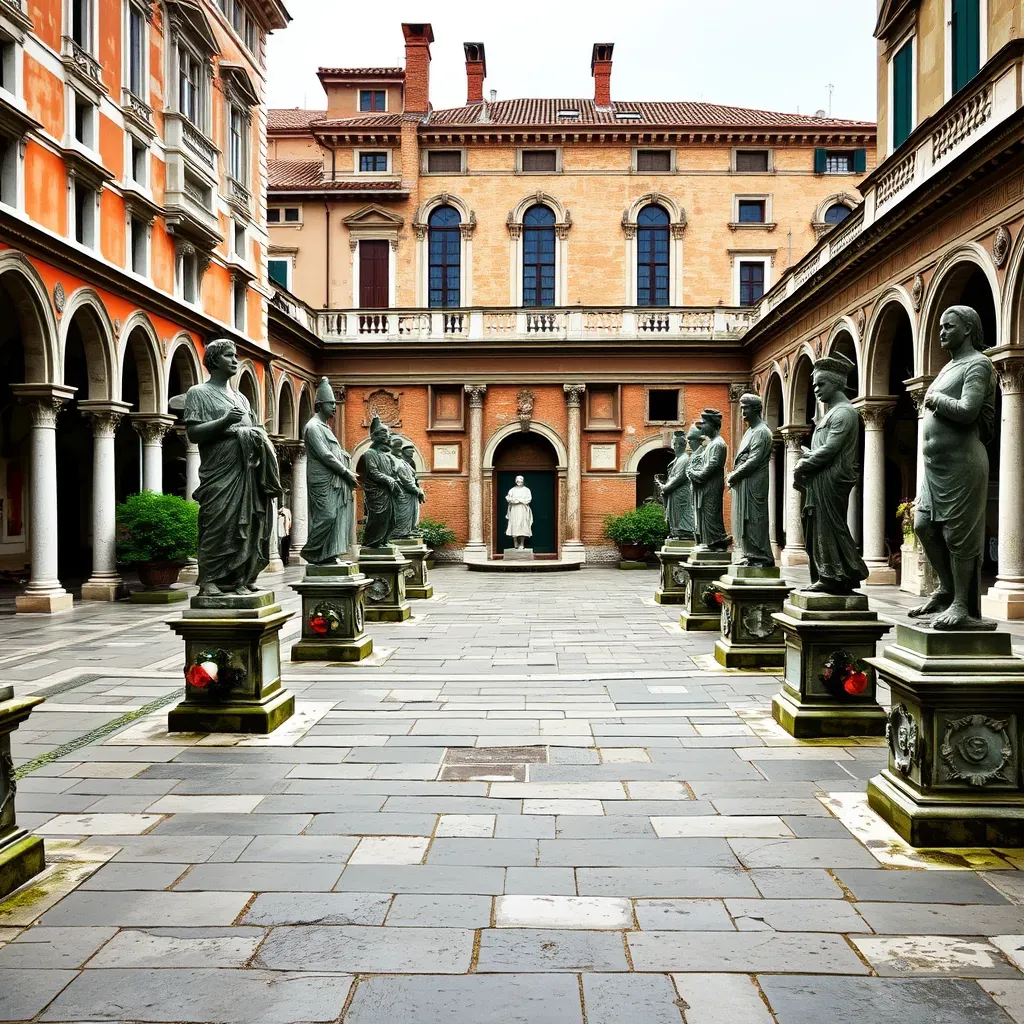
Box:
3, 566, 1024, 1023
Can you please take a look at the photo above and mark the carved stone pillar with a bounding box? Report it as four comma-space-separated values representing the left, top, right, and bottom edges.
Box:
184, 438, 200, 502
464, 384, 488, 562
80, 401, 132, 601
856, 398, 897, 585
10, 385, 76, 612
768, 433, 781, 557
563, 383, 587, 563
131, 413, 175, 493
779, 425, 808, 566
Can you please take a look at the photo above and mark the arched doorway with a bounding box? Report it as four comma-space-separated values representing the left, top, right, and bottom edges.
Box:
635, 446, 672, 508
492, 432, 558, 555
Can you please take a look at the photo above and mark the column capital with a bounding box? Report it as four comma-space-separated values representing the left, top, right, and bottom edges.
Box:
10, 383, 76, 427
79, 400, 132, 437
902, 375, 934, 413
464, 383, 488, 408
130, 412, 176, 445
990, 347, 1024, 394
778, 423, 810, 451
852, 397, 896, 428
563, 383, 587, 408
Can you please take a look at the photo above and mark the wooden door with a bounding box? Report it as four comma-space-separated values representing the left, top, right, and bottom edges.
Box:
359, 240, 390, 308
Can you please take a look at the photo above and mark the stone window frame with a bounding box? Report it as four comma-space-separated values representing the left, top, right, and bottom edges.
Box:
427, 385, 466, 432
631, 147, 676, 173
125, 205, 153, 278
730, 147, 775, 173
421, 148, 467, 175
358, 88, 388, 113
515, 147, 563, 174
621, 193, 687, 305
268, 204, 303, 227
944, 0, 988, 102
268, 249, 295, 291
730, 250, 775, 307
353, 147, 393, 175
122, 0, 152, 104
885, 22, 918, 157
811, 191, 860, 239
413, 193, 476, 307
583, 384, 622, 431
730, 193, 776, 232
644, 384, 685, 426
0, 0, 34, 213
506, 191, 571, 306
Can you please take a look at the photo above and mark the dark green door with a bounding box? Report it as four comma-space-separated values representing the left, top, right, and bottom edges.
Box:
497, 470, 556, 554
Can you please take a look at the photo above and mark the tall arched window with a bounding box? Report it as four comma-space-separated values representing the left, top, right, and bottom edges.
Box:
636, 204, 669, 307
523, 204, 556, 307
428, 205, 461, 308
824, 203, 852, 225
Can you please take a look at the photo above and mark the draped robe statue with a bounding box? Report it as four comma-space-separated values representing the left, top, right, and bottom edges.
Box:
728, 394, 774, 567
687, 410, 730, 551
659, 431, 695, 540
185, 339, 283, 596
506, 476, 533, 549
361, 417, 399, 548
390, 437, 424, 538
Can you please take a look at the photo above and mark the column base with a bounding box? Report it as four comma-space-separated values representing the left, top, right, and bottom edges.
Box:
981, 584, 1024, 621
780, 547, 808, 567
81, 578, 130, 601
864, 560, 898, 586
0, 832, 46, 901
772, 689, 887, 738
168, 688, 296, 735
561, 540, 586, 564
463, 542, 488, 563
15, 591, 73, 614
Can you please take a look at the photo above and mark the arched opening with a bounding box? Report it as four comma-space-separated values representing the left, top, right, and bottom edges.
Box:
428, 204, 461, 308
297, 387, 313, 434
492, 431, 558, 555
764, 373, 785, 552
523, 205, 555, 308
165, 345, 199, 499
824, 203, 852, 225
116, 327, 148, 501
790, 354, 816, 429
635, 445, 672, 508
637, 204, 670, 307
278, 381, 295, 439
238, 370, 260, 424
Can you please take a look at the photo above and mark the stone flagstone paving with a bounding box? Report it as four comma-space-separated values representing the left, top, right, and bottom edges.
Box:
2, 566, 1024, 1022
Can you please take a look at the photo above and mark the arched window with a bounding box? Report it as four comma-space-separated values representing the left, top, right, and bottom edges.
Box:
636, 204, 670, 306
523, 204, 555, 307
428, 205, 461, 308
824, 203, 852, 225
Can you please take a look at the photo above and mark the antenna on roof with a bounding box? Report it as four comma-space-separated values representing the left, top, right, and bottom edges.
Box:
489, 89, 497, 102
827, 82, 835, 116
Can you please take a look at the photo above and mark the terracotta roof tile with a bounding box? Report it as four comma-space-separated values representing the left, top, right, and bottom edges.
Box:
268, 159, 405, 192
268, 108, 327, 130
312, 113, 403, 130
317, 67, 405, 78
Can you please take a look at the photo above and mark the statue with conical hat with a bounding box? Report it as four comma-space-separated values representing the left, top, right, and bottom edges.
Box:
657, 429, 695, 541
687, 408, 730, 551
390, 436, 425, 538
361, 414, 400, 548
793, 352, 868, 594
728, 393, 774, 567
300, 377, 358, 565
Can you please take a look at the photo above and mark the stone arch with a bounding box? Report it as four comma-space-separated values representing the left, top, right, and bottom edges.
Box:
413, 193, 477, 306
762, 369, 785, 429
350, 434, 427, 473
0, 250, 60, 382
167, 333, 202, 394
623, 434, 672, 474
864, 289, 916, 397
786, 345, 817, 426
623, 192, 687, 229
276, 374, 297, 438
827, 314, 863, 372
118, 311, 164, 412
413, 191, 473, 226
483, 421, 568, 471
297, 382, 313, 431
59, 288, 116, 401
812, 191, 860, 232
622, 193, 687, 305
509, 191, 569, 225
1000, 225, 1024, 347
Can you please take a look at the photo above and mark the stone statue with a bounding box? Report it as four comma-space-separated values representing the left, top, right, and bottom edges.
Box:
657, 430, 695, 540
390, 436, 425, 538
505, 475, 533, 550
403, 444, 425, 534
361, 415, 399, 548
687, 408, 730, 551
728, 393, 774, 567
910, 305, 997, 629
300, 377, 358, 565
184, 339, 283, 596
793, 353, 868, 594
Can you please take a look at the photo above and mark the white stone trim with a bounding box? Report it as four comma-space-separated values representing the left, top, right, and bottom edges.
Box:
623, 434, 671, 473
58, 286, 117, 400
507, 192, 570, 307
622, 193, 686, 305
412, 193, 474, 307
887, 27, 918, 157
117, 309, 165, 413
731, 253, 772, 307
482, 421, 568, 472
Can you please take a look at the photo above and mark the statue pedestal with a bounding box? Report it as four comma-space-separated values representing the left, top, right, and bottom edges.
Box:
770, 591, 890, 738
654, 539, 695, 604
167, 592, 295, 734
358, 546, 412, 622
395, 538, 434, 599
291, 563, 373, 662
677, 550, 732, 631
866, 625, 1024, 847
713, 566, 792, 669
0, 686, 45, 899
503, 548, 534, 561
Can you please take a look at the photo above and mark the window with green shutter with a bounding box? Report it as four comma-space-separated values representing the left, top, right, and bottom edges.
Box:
952, 0, 981, 94
892, 40, 914, 149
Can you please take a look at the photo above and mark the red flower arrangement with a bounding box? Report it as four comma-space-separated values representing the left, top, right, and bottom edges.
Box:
820, 650, 870, 698
185, 648, 242, 695
309, 603, 342, 636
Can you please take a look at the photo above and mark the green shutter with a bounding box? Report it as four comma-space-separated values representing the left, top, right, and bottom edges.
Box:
268, 260, 288, 288
893, 40, 913, 149
853, 148, 867, 173
814, 148, 827, 174
952, 0, 981, 93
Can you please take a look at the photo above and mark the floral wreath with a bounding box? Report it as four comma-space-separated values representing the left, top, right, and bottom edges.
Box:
819, 649, 869, 697
185, 648, 243, 693
701, 584, 724, 610
309, 602, 343, 636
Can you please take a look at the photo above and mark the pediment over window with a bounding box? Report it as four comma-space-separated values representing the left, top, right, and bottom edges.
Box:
220, 62, 259, 108
342, 204, 405, 230
165, 0, 217, 54
874, 0, 920, 39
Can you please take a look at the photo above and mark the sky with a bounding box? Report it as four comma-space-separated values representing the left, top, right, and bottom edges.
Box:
266, 0, 879, 122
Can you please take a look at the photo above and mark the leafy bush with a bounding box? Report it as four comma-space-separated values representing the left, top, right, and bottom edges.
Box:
116, 492, 198, 563
896, 500, 915, 538
418, 516, 456, 549
603, 503, 668, 549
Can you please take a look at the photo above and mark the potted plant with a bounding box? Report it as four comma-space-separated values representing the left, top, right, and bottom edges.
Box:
604, 503, 668, 561
418, 517, 456, 568
116, 492, 198, 596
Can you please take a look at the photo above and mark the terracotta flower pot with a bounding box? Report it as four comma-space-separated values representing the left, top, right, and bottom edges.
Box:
617, 542, 647, 561
137, 560, 186, 590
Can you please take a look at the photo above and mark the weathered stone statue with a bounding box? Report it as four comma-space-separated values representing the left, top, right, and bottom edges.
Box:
506, 475, 534, 550
300, 378, 357, 565
403, 444, 425, 535
361, 415, 399, 547
793, 353, 868, 594
658, 430, 695, 540
390, 436, 425, 538
728, 393, 774, 567
185, 339, 283, 596
909, 305, 997, 629
687, 409, 730, 551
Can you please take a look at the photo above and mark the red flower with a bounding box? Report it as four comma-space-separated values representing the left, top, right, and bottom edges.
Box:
714, 592, 724, 605
844, 671, 868, 695
823, 665, 833, 680
310, 615, 329, 635
186, 661, 217, 689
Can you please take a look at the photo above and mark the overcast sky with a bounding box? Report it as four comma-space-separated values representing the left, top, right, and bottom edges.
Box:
266, 0, 878, 122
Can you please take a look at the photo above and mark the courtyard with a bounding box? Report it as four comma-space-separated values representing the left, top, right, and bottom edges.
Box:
1, 566, 1024, 1023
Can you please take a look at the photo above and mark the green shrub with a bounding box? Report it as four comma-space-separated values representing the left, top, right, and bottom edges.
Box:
418, 516, 456, 549
603, 503, 668, 549
116, 492, 198, 563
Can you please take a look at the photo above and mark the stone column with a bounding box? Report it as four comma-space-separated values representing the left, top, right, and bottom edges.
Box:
184, 439, 200, 502
856, 399, 897, 585
464, 384, 488, 562
768, 433, 781, 556
563, 383, 587, 563
290, 442, 308, 563
983, 352, 1024, 619
130, 414, 175, 493
10, 385, 75, 613
779, 425, 808, 566
263, 435, 286, 574
79, 401, 131, 601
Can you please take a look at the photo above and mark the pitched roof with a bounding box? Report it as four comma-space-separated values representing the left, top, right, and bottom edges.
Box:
312, 112, 403, 130
317, 67, 405, 78
268, 159, 405, 192
268, 108, 327, 130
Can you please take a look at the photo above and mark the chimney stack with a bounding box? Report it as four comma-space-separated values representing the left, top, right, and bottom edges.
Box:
591, 43, 614, 109
463, 42, 486, 104
401, 22, 434, 113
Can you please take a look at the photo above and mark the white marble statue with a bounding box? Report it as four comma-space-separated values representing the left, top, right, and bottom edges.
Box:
505, 476, 534, 550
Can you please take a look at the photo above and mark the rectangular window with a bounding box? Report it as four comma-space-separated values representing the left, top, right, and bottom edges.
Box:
130, 215, 146, 274
74, 96, 90, 145
229, 104, 246, 182
636, 149, 672, 172
737, 199, 766, 223
426, 150, 462, 173
284, 207, 300, 222
892, 38, 914, 149
73, 183, 94, 246
0, 36, 16, 94
244, 13, 256, 52
824, 151, 853, 174
268, 257, 290, 288
952, 0, 981, 94
233, 279, 246, 328
180, 251, 198, 303
647, 389, 680, 422
233, 221, 245, 256
267, 207, 281, 223
72, 0, 90, 49
735, 149, 769, 172
359, 89, 386, 111
0, 133, 15, 206
359, 151, 388, 172
521, 149, 557, 172
131, 140, 146, 184
128, 5, 144, 97
231, 0, 243, 31
739, 261, 765, 306
179, 48, 202, 128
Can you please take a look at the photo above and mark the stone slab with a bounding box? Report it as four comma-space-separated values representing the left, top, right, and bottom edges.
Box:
0, 969, 78, 1022
241, 892, 391, 926
0, 926, 117, 968
40, 890, 252, 927
494, 895, 632, 929
582, 974, 686, 1024
672, 974, 775, 1024
833, 869, 1010, 905
86, 927, 265, 968
475, 928, 630, 972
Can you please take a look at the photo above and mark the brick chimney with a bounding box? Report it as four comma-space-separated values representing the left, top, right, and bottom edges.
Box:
401, 23, 434, 113
591, 43, 614, 109
463, 42, 486, 104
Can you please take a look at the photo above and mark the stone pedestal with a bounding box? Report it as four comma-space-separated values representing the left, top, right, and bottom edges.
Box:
866, 625, 1024, 847
899, 540, 937, 597
167, 592, 295, 734
503, 548, 534, 562
771, 591, 890, 738
714, 566, 792, 668
654, 539, 695, 604
0, 686, 45, 899
677, 551, 732, 631
359, 546, 412, 622
291, 563, 373, 662
395, 538, 434, 599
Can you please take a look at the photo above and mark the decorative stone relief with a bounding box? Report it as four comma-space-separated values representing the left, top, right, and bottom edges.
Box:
939, 714, 1014, 787
516, 388, 535, 432
367, 577, 393, 603
855, 309, 865, 333
362, 389, 401, 428
53, 281, 65, 314
670, 565, 688, 587
886, 704, 918, 776
742, 605, 777, 639
911, 275, 924, 311
994, 225, 1011, 268
0, 750, 15, 820
354, 600, 365, 633
720, 603, 732, 637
